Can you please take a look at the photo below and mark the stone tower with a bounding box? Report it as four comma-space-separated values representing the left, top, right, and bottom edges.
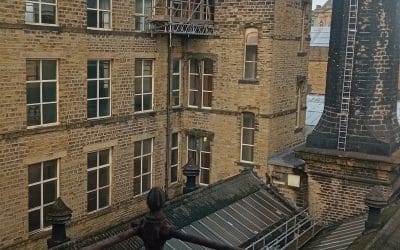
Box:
307, 0, 400, 155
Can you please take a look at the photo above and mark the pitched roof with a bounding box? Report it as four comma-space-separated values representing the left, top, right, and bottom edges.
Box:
322, 0, 333, 9
53, 171, 297, 250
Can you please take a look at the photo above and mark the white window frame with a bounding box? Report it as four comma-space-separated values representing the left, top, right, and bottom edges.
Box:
25, 0, 58, 26
172, 59, 181, 107
87, 60, 112, 120
133, 138, 153, 196
188, 59, 213, 109
135, 0, 153, 31
26, 60, 58, 128
170, 132, 179, 185
240, 112, 255, 163
87, 0, 112, 30
187, 135, 211, 186
87, 149, 112, 213
28, 160, 59, 233
134, 59, 154, 113
243, 28, 258, 80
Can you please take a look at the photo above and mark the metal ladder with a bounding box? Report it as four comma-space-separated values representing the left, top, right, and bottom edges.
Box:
337, 0, 359, 151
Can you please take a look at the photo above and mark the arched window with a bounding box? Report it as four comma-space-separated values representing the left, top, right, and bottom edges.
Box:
241, 112, 255, 162
244, 28, 258, 80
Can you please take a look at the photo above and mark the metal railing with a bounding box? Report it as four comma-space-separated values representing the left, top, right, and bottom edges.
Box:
245, 209, 322, 250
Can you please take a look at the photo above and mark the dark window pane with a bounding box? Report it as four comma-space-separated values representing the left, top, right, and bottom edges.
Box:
143, 139, 152, 154
43, 0, 56, 3
43, 180, 57, 204
99, 99, 110, 116
134, 95, 142, 112
143, 94, 152, 111
87, 191, 97, 212
29, 210, 40, 232
135, 16, 143, 31
136, 0, 143, 14
99, 61, 110, 78
143, 77, 152, 93
203, 75, 212, 91
26, 61, 40, 81
133, 177, 141, 195
200, 169, 210, 184
202, 139, 210, 152
42, 103, 57, 124
41, 5, 56, 24
142, 174, 151, 192
87, 152, 97, 168
201, 152, 211, 169
28, 163, 41, 184
99, 149, 109, 165
88, 0, 97, 8
188, 150, 196, 163
172, 91, 179, 106
28, 185, 41, 209
87, 100, 97, 118
27, 83, 40, 104
27, 105, 41, 126
135, 60, 142, 76
99, 166, 110, 187
87, 61, 97, 79
134, 78, 142, 94
245, 46, 257, 61
190, 75, 200, 90
43, 72, 57, 92
172, 133, 178, 147
134, 158, 141, 177
87, 80, 97, 99
173, 59, 180, 73
43, 160, 57, 179
87, 170, 97, 191
189, 91, 197, 106
203, 92, 212, 107
99, 0, 110, 9
172, 75, 180, 90
188, 136, 196, 150
243, 113, 255, 127
142, 155, 151, 173
25, 3, 39, 23
203, 59, 213, 74
242, 145, 253, 162
170, 166, 177, 183
99, 80, 110, 97
190, 60, 200, 73
244, 62, 256, 79
171, 149, 178, 165
43, 204, 52, 227
143, 60, 152, 75
87, 9, 98, 28
243, 129, 254, 145
98, 187, 109, 208
42, 82, 56, 102
99, 11, 110, 29
134, 141, 142, 157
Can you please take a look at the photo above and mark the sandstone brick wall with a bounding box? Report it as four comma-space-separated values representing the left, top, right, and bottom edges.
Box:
0, 0, 310, 248
307, 47, 329, 94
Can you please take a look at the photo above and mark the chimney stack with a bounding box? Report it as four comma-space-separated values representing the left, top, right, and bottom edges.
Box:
182, 158, 200, 194
364, 187, 387, 233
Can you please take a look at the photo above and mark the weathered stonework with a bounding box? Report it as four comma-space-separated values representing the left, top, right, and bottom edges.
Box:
0, 0, 310, 249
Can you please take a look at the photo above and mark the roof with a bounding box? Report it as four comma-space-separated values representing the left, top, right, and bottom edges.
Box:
267, 149, 305, 169
54, 171, 297, 249
310, 27, 331, 47
322, 0, 333, 9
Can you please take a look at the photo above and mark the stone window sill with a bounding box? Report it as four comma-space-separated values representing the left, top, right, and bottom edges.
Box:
238, 79, 259, 84
87, 206, 112, 219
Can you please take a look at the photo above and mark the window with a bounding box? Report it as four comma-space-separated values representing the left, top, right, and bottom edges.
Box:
133, 138, 153, 196
25, 0, 57, 25
87, 0, 111, 29
28, 160, 58, 233
170, 133, 179, 184
188, 59, 213, 108
135, 0, 152, 31
172, 59, 181, 107
134, 59, 153, 112
187, 135, 211, 185
241, 112, 255, 163
87, 149, 111, 212
26, 60, 57, 127
244, 28, 258, 80
87, 60, 111, 119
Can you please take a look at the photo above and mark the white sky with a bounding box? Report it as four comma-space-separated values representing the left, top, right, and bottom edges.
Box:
312, 0, 328, 9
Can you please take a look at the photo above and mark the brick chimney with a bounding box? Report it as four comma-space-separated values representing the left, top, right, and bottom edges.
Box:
307, 0, 400, 155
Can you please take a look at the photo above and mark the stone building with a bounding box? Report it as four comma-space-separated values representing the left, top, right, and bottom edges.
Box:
311, 0, 332, 27
0, 0, 310, 249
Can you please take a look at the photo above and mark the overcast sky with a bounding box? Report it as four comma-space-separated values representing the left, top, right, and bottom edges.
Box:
312, 0, 328, 9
